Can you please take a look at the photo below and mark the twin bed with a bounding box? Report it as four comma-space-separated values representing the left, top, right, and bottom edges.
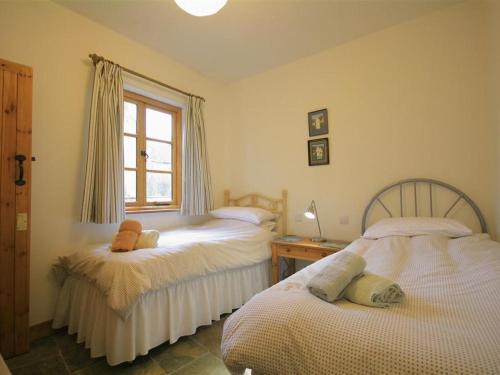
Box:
52, 190, 286, 365
54, 179, 500, 374
222, 179, 500, 374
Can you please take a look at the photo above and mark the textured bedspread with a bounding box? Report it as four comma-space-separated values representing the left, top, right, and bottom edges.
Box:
222, 234, 500, 375
57, 219, 275, 318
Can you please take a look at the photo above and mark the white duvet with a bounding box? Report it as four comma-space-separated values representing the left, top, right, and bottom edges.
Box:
57, 219, 275, 319
222, 234, 500, 375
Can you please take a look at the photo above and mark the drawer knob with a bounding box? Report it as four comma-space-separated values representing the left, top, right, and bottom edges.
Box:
321, 253, 327, 257
286, 248, 290, 252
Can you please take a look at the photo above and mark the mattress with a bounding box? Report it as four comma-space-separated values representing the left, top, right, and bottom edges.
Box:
56, 219, 275, 318
221, 234, 500, 375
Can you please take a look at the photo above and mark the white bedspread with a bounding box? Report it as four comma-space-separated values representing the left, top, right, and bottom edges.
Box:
222, 234, 500, 375
58, 219, 275, 318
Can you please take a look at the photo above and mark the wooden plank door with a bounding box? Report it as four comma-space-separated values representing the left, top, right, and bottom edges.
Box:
0, 58, 32, 358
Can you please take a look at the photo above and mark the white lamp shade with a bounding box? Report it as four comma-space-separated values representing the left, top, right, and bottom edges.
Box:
304, 211, 315, 219
174, 0, 228, 17
304, 201, 316, 219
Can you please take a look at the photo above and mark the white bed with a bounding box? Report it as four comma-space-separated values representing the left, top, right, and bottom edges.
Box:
52, 190, 287, 365
221, 179, 500, 375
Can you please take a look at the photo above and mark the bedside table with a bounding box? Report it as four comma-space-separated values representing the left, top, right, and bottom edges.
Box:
271, 238, 350, 284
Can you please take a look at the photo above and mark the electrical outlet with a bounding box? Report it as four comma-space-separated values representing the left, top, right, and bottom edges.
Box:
339, 215, 349, 225
294, 213, 303, 222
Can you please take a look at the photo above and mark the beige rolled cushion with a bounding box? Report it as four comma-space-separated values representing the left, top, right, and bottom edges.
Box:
134, 230, 160, 250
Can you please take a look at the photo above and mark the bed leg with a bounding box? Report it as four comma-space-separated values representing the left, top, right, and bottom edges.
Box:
272, 243, 279, 284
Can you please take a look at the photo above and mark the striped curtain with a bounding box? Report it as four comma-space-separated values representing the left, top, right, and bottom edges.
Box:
181, 97, 214, 215
81, 61, 125, 224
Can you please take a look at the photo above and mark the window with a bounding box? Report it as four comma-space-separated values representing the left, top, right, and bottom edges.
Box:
123, 91, 182, 212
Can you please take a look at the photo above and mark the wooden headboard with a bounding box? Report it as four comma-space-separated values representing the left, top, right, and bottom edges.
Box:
224, 190, 288, 235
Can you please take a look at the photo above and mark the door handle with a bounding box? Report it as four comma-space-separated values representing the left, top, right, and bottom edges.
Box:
15, 154, 26, 186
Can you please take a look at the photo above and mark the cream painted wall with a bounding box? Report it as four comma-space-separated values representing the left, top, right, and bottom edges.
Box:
223, 1, 496, 242
497, 41, 500, 241
0, 1, 227, 325
488, 1, 500, 240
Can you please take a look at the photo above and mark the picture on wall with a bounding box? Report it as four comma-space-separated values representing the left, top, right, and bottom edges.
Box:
308, 108, 328, 136
308, 138, 329, 166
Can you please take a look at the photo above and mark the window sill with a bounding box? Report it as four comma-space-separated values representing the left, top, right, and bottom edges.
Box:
126, 206, 180, 214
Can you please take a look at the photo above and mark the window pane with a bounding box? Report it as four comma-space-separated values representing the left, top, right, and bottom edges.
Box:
124, 170, 136, 202
147, 172, 171, 203
146, 108, 172, 141
124, 136, 136, 168
146, 140, 171, 171
124, 101, 137, 134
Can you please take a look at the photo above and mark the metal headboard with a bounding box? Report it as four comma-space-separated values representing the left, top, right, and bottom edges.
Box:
361, 178, 487, 234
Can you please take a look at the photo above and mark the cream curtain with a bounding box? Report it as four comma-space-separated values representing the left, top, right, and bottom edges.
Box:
81, 61, 125, 224
181, 97, 214, 215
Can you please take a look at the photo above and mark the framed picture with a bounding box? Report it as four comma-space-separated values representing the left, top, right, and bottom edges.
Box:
308, 109, 328, 136
308, 138, 329, 166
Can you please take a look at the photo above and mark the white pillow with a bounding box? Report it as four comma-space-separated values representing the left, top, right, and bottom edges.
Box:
210, 206, 277, 225
363, 217, 472, 239
259, 221, 277, 231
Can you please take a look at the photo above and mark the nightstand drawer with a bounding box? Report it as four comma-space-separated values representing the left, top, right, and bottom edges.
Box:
275, 245, 336, 261
271, 238, 350, 284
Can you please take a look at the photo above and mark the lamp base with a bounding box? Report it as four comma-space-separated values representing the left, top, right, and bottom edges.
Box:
311, 236, 327, 243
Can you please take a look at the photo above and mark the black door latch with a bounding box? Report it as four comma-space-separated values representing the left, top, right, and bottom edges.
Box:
15, 154, 26, 186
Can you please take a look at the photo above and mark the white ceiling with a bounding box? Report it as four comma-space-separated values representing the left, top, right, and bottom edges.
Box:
56, 0, 460, 82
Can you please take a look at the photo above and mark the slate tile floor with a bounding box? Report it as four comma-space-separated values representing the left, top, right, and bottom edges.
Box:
6, 316, 231, 375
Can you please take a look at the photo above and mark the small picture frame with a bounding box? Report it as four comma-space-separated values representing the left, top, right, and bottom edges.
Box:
308, 109, 328, 137
308, 138, 329, 166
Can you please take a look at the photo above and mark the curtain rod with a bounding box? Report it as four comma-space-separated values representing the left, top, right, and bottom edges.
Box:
88, 53, 205, 102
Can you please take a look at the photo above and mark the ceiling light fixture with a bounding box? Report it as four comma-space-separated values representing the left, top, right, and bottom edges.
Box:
174, 0, 227, 17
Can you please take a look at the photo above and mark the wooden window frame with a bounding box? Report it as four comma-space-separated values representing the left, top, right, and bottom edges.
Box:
124, 91, 182, 213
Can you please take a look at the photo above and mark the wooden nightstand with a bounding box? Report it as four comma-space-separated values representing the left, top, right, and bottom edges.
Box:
271, 238, 350, 284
